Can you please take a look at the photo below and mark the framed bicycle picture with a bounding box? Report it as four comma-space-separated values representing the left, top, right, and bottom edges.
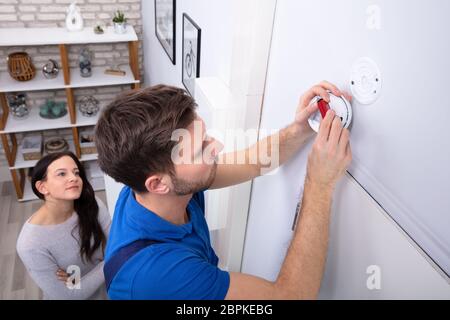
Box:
155, 0, 176, 65
182, 13, 201, 96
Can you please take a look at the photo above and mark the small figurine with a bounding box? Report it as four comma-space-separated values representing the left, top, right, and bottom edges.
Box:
66, 2, 84, 32
94, 23, 104, 34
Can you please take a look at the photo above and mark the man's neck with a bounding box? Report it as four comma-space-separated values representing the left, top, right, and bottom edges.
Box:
135, 192, 191, 225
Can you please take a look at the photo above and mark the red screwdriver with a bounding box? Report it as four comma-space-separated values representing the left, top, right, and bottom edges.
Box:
317, 98, 330, 118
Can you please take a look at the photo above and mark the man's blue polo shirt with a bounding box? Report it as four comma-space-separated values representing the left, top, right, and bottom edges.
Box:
104, 186, 230, 300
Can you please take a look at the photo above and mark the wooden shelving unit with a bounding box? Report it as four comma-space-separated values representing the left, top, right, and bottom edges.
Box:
0, 26, 141, 201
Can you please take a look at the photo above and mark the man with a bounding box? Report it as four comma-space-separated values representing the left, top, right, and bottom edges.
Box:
95, 81, 352, 299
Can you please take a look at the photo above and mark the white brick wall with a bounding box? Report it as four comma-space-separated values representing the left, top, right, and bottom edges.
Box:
0, 0, 143, 169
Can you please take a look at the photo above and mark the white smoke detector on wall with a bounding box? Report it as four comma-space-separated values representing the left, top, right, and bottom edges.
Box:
350, 57, 382, 105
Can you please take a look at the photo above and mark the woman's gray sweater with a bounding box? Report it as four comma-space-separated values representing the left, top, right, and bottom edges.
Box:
16, 198, 111, 300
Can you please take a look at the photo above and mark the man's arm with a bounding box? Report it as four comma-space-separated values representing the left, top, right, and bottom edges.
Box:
209, 123, 307, 190
224, 109, 352, 299
210, 81, 346, 190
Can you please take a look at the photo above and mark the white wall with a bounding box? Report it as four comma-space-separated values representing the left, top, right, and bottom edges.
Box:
140, 0, 277, 273
321, 174, 450, 299
244, 168, 450, 299
139, 0, 450, 298
142, 0, 233, 88
241, 0, 450, 299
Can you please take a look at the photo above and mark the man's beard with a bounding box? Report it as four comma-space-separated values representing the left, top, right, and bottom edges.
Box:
171, 162, 217, 196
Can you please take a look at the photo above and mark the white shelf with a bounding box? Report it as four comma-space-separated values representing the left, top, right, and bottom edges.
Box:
1, 99, 107, 134
11, 138, 98, 169
0, 26, 138, 47
80, 152, 98, 162
1, 95, 111, 134
0, 68, 66, 93
2, 104, 71, 134
0, 65, 138, 94
70, 65, 139, 89
12, 139, 75, 169
19, 175, 105, 202
75, 102, 104, 127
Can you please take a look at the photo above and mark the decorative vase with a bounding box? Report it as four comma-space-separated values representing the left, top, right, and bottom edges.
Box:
79, 47, 92, 78
66, 2, 84, 32
42, 59, 59, 79
7, 52, 35, 82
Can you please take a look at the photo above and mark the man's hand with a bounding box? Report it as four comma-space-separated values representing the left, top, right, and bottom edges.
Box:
293, 81, 351, 138
210, 81, 351, 190
306, 109, 352, 190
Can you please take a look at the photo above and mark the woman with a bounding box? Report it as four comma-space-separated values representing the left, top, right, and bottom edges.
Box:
16, 151, 111, 299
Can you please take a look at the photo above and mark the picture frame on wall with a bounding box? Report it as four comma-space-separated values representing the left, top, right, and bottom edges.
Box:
154, 0, 176, 65
182, 13, 201, 97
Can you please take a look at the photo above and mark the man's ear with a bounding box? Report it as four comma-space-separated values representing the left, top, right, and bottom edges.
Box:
144, 174, 170, 194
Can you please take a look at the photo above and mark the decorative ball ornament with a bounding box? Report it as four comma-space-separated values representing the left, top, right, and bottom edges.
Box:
42, 59, 59, 79
65, 2, 84, 32
78, 96, 100, 117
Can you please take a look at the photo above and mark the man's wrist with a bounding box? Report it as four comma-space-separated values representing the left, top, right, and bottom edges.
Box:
289, 122, 315, 141
304, 173, 335, 197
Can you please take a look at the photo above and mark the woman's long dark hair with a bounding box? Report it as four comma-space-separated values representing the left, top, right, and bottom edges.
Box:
31, 151, 106, 263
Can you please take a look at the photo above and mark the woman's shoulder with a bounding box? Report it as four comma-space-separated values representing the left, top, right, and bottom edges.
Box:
16, 216, 46, 254
17, 209, 75, 252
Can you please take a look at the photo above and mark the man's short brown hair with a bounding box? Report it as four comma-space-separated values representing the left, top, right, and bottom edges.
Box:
95, 85, 197, 192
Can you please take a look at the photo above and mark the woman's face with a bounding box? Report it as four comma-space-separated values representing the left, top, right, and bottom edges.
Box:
36, 156, 83, 201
